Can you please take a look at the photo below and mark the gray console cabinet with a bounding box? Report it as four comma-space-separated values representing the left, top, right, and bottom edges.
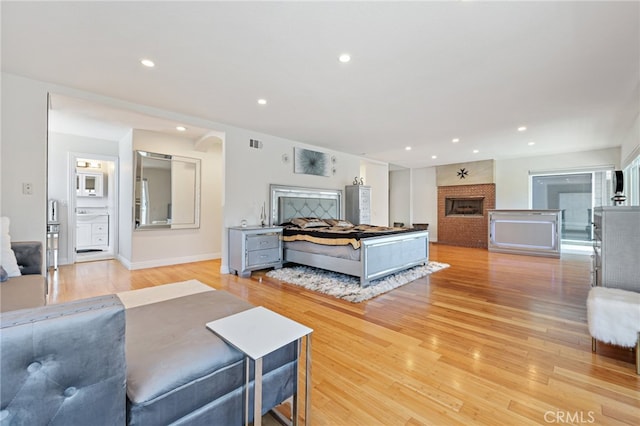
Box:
592, 206, 640, 291
229, 226, 283, 278
345, 185, 371, 225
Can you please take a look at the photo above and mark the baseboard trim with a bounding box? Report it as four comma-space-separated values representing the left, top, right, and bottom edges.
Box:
121, 253, 221, 271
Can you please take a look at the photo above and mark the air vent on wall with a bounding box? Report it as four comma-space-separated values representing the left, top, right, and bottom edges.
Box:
249, 139, 263, 149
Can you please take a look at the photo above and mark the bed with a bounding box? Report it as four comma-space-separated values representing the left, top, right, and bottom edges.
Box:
269, 184, 429, 287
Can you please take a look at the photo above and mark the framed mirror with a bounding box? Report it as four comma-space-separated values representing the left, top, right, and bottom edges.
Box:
134, 150, 201, 230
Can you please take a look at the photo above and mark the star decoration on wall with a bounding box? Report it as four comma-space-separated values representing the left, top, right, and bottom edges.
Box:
457, 168, 469, 179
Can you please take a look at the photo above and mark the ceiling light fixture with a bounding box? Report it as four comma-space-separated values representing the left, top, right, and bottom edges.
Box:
431, 155, 437, 159
338, 53, 351, 63
176, 126, 187, 132
528, 141, 535, 146
257, 99, 267, 105
140, 58, 155, 68
452, 138, 460, 143
405, 146, 412, 151
473, 149, 479, 154
518, 126, 527, 132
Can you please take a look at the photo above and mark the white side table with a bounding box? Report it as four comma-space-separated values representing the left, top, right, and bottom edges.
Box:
207, 307, 312, 426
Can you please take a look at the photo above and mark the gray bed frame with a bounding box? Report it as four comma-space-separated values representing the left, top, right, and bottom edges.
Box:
270, 184, 429, 287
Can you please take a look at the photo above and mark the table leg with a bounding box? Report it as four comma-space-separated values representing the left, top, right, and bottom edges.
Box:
254, 357, 263, 426
245, 357, 250, 426
306, 334, 312, 426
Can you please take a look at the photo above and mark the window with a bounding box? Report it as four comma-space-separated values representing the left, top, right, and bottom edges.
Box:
530, 169, 613, 244
623, 154, 640, 206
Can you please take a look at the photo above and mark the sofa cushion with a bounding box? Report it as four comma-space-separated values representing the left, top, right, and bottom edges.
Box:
0, 274, 46, 312
12, 241, 43, 275
124, 289, 297, 425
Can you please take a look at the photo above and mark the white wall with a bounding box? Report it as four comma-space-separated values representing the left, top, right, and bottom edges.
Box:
411, 167, 437, 240
495, 147, 621, 209
1, 74, 49, 260
129, 129, 222, 269
621, 112, 639, 168
362, 160, 389, 226
118, 130, 134, 263
1, 73, 378, 275
399, 150, 619, 243
389, 169, 410, 226
48, 132, 119, 264
220, 126, 367, 272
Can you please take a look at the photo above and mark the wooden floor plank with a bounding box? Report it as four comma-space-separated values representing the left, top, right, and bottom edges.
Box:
48, 243, 640, 425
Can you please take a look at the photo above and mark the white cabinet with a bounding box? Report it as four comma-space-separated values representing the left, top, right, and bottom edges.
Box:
345, 185, 371, 225
77, 172, 104, 197
76, 214, 109, 251
592, 206, 640, 291
76, 223, 93, 248
229, 226, 283, 278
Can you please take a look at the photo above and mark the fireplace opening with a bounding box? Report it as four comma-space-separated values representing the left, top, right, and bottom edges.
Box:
445, 197, 484, 216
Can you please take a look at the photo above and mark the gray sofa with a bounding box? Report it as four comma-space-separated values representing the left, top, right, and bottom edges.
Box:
0, 241, 46, 312
1, 281, 299, 425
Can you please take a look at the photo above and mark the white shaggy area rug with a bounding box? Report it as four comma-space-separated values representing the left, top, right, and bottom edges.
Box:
266, 261, 449, 303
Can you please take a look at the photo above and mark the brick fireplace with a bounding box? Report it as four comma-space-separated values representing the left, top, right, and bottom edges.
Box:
438, 184, 496, 248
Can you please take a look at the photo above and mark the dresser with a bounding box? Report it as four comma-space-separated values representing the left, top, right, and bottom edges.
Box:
228, 226, 283, 278
345, 185, 371, 225
592, 206, 640, 291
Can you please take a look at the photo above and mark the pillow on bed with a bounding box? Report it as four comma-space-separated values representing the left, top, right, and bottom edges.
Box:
291, 217, 330, 229
324, 218, 354, 227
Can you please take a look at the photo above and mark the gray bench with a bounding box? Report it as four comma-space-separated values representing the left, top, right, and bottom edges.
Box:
1, 282, 298, 424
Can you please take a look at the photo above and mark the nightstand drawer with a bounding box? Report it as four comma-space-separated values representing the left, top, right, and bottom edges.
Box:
246, 234, 279, 251
247, 248, 281, 267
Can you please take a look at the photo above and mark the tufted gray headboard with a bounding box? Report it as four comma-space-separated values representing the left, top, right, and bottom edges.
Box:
270, 184, 342, 225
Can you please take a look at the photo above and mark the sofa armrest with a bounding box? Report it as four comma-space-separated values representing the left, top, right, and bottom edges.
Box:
0, 295, 126, 424
11, 241, 42, 275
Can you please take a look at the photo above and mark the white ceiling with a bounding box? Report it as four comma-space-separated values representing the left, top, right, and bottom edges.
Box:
2, 1, 638, 168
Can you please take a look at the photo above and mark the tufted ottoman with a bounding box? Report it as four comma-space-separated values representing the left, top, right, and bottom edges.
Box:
119, 280, 298, 425
587, 286, 640, 374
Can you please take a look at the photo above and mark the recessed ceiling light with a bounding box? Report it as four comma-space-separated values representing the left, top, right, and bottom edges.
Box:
473, 149, 479, 153
528, 141, 535, 146
338, 53, 351, 63
431, 155, 437, 159
176, 126, 187, 132
452, 138, 460, 143
518, 126, 527, 132
140, 58, 155, 68
405, 146, 412, 151
257, 99, 267, 105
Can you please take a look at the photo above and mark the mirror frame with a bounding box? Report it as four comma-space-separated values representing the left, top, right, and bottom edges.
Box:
134, 150, 201, 230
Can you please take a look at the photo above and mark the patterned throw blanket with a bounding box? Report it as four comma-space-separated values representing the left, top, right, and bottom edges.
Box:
282, 224, 421, 249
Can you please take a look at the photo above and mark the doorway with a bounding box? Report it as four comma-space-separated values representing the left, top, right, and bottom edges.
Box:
70, 153, 118, 263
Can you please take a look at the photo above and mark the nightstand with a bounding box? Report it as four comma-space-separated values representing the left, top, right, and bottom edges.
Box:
228, 226, 283, 278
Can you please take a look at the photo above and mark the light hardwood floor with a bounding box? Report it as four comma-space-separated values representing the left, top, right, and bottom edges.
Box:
48, 244, 639, 425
